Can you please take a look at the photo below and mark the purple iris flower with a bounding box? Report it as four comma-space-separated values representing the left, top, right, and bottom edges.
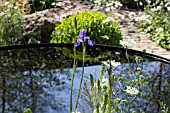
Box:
75, 29, 95, 47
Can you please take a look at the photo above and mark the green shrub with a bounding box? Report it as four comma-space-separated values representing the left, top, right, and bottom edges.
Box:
51, 10, 122, 46
0, 2, 25, 46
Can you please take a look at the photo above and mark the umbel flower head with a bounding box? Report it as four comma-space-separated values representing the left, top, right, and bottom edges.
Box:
75, 29, 95, 47
125, 86, 139, 95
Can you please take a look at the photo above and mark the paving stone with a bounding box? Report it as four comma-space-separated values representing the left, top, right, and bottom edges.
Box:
116, 9, 170, 59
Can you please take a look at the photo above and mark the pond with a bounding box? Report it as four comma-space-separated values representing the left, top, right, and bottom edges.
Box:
0, 44, 170, 113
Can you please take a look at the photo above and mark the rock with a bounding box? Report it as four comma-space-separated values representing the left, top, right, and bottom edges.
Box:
22, 3, 91, 43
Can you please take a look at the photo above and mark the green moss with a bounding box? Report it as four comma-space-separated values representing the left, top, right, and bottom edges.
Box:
51, 10, 122, 46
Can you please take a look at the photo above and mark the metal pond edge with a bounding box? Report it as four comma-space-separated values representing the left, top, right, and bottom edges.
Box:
0, 43, 169, 64
93, 44, 170, 64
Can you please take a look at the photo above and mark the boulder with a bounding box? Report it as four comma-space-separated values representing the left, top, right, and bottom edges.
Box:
22, 2, 93, 43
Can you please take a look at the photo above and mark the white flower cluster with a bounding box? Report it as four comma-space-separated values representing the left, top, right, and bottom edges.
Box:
144, 26, 152, 32
146, 33, 151, 38
4, 2, 10, 6
125, 86, 139, 95
0, 12, 5, 17
94, 77, 108, 89
51, 1, 73, 10
102, 60, 121, 68
114, 1, 123, 9
105, 1, 122, 12
51, 2, 64, 7
120, 39, 136, 48
150, 6, 162, 12
139, 1, 143, 6
94, 0, 101, 5
149, 0, 170, 12
94, 76, 109, 88
93, 0, 122, 12
146, 0, 151, 4
167, 6, 170, 11
155, 27, 164, 33
103, 17, 115, 23
164, 1, 170, 11
101, 77, 109, 87
128, 12, 136, 20
134, 13, 152, 24
114, 13, 125, 19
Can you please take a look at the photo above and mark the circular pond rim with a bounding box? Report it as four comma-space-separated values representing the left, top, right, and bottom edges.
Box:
0, 43, 169, 64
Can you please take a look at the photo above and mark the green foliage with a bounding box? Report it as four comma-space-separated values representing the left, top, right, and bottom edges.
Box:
159, 100, 169, 113
139, 1, 170, 50
117, 0, 138, 9
86, 57, 155, 112
30, 0, 55, 12
3, 0, 31, 14
90, 64, 114, 113
0, 2, 25, 46
51, 10, 122, 46
90, 74, 94, 107
24, 108, 32, 113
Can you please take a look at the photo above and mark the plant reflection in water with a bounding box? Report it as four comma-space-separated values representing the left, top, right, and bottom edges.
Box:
0, 44, 169, 113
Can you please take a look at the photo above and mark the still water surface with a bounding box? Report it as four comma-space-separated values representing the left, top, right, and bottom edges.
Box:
0, 44, 169, 113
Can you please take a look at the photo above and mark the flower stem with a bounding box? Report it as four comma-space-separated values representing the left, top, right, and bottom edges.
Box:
128, 95, 137, 113
70, 20, 77, 113
74, 43, 86, 112
70, 43, 77, 113
125, 47, 130, 63
107, 62, 113, 113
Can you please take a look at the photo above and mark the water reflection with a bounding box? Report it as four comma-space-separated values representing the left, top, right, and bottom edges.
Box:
0, 44, 169, 113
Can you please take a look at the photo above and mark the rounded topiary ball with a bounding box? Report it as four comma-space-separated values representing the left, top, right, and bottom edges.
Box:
51, 10, 122, 46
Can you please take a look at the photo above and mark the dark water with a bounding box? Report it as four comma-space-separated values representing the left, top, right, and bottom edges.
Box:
0, 44, 169, 113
